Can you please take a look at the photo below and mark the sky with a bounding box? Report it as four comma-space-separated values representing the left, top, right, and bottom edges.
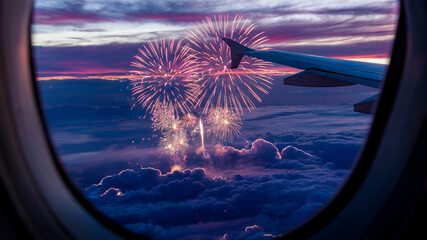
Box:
33, 0, 398, 239
32, 0, 398, 80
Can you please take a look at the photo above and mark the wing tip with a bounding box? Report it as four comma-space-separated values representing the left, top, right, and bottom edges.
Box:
222, 38, 252, 69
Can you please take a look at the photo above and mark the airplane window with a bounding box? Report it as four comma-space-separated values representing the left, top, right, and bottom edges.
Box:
32, 0, 398, 239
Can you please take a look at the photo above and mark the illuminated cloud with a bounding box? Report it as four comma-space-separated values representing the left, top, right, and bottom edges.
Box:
85, 142, 347, 239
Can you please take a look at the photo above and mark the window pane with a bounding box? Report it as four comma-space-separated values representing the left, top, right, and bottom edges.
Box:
32, 0, 398, 239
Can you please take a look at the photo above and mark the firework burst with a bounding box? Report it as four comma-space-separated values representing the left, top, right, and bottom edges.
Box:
206, 107, 243, 143
182, 113, 198, 127
187, 15, 273, 114
160, 130, 189, 155
130, 38, 200, 115
151, 104, 183, 138
152, 105, 189, 156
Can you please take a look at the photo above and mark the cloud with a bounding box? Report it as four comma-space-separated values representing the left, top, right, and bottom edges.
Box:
281, 145, 316, 160
33, 44, 138, 74
34, 9, 109, 25
85, 140, 347, 239
224, 225, 277, 240
204, 139, 321, 172
34, 0, 397, 25
210, 139, 281, 170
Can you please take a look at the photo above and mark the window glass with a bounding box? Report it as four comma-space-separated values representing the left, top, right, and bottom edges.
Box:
32, 0, 398, 239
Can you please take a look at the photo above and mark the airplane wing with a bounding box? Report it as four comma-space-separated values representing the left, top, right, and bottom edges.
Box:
222, 38, 387, 114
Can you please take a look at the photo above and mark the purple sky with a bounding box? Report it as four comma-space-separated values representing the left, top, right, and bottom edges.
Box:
32, 0, 398, 79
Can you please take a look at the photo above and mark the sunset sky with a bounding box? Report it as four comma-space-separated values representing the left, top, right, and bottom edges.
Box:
32, 0, 398, 80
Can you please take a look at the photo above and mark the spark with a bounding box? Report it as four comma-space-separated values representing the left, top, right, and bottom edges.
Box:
206, 107, 243, 143
130, 38, 200, 115
187, 15, 273, 114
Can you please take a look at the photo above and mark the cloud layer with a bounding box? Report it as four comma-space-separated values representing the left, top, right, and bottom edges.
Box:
86, 141, 347, 239
38, 79, 371, 238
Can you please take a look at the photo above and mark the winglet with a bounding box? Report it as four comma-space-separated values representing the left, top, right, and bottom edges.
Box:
354, 94, 379, 114
222, 38, 253, 69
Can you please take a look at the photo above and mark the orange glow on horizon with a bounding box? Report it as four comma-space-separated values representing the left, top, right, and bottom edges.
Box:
37, 67, 297, 81
36, 56, 389, 81
37, 74, 131, 81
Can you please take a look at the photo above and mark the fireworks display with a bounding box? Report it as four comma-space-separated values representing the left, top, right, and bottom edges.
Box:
187, 15, 273, 114
206, 107, 243, 143
130, 38, 200, 115
129, 15, 273, 160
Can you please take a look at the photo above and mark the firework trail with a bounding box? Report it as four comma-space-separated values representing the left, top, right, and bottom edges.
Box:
199, 119, 205, 149
130, 38, 200, 116
206, 107, 243, 143
187, 15, 273, 114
